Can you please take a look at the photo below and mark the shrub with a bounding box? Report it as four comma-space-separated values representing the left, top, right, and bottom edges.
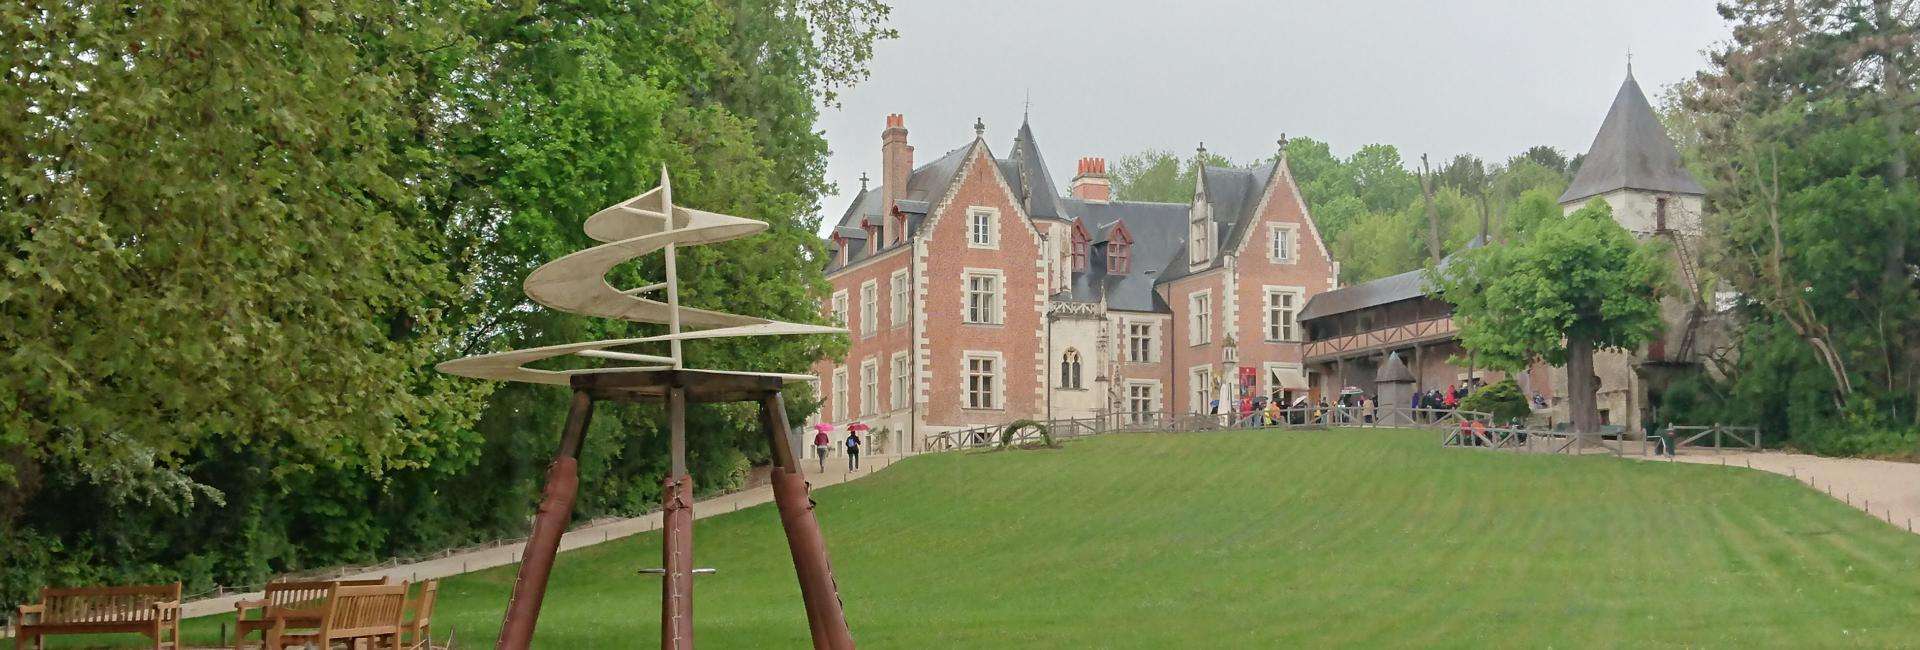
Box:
1460, 379, 1529, 423
997, 420, 1056, 449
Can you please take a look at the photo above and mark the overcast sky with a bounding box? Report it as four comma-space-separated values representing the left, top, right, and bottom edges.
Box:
814, 1, 1731, 230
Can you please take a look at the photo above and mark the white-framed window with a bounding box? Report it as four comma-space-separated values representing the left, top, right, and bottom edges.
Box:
967, 206, 1000, 249
964, 270, 1002, 324
831, 290, 848, 327
860, 280, 878, 337
831, 367, 848, 421
1264, 287, 1302, 342
1059, 348, 1083, 389
890, 351, 910, 410
1128, 321, 1155, 363
860, 357, 878, 415
1190, 366, 1213, 414
1188, 291, 1211, 345
1268, 223, 1296, 263
964, 352, 1003, 410
889, 269, 909, 327
1127, 381, 1159, 423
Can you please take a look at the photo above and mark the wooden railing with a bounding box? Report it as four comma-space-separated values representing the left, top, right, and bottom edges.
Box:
1302, 316, 1457, 362
921, 407, 1485, 452
1440, 420, 1763, 457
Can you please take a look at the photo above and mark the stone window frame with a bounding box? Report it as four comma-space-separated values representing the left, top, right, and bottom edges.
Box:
859, 356, 878, 416
967, 206, 1000, 249
1267, 222, 1298, 264
962, 267, 1005, 325
963, 350, 1005, 411
830, 289, 848, 327
1059, 348, 1083, 390
859, 279, 878, 338
831, 366, 848, 421
1189, 365, 1214, 414
1126, 380, 1161, 422
1126, 320, 1157, 363
889, 350, 910, 410
1263, 285, 1305, 343
1188, 289, 1212, 346
889, 269, 910, 328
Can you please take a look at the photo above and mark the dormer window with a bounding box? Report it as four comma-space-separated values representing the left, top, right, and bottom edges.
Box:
1106, 220, 1134, 274
1109, 242, 1131, 274
1188, 202, 1211, 264
893, 209, 909, 244
1070, 220, 1091, 271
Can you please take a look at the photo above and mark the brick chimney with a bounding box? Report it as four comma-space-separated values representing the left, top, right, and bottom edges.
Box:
881, 114, 913, 242
1069, 157, 1110, 202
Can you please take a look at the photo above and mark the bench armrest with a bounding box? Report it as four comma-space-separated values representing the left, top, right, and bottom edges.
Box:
17, 603, 43, 625
152, 600, 181, 620
234, 598, 270, 610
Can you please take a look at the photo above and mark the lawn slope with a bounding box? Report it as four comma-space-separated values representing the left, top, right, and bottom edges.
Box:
195, 429, 1920, 648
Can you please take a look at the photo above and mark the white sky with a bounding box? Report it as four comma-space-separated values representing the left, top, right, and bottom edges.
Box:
814, 0, 1731, 230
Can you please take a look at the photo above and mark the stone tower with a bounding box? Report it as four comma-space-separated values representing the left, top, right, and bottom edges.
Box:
1554, 67, 1711, 433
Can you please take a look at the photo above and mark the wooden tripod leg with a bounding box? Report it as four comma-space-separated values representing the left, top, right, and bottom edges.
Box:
661, 386, 696, 650
760, 393, 856, 649
497, 389, 594, 650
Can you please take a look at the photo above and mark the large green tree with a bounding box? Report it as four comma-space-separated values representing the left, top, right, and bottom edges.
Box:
1681, 0, 1919, 449
1436, 203, 1670, 433
1109, 149, 1235, 204
0, 0, 887, 607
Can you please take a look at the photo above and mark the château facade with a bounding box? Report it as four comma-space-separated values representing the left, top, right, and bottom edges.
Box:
811, 114, 1338, 449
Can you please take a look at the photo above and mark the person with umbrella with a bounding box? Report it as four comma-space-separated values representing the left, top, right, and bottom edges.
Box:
812, 423, 833, 472
845, 422, 867, 471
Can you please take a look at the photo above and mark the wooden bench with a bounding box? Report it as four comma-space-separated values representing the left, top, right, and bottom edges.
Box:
13, 582, 180, 650
233, 578, 388, 649
267, 582, 409, 650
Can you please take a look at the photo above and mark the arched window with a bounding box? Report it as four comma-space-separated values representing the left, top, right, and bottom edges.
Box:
1060, 348, 1083, 389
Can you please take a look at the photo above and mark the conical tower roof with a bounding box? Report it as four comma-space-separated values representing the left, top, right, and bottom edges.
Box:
1559, 71, 1704, 205
1376, 351, 1415, 383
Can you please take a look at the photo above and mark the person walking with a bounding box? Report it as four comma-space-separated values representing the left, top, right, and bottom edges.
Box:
845, 430, 862, 471
813, 427, 832, 472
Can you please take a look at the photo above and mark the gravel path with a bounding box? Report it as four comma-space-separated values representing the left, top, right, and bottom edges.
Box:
180, 451, 913, 619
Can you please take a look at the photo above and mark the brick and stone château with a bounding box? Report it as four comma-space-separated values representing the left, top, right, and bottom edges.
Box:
811, 114, 1338, 449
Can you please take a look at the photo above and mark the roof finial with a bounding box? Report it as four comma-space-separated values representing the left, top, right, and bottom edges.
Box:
1626, 48, 1633, 76
974, 116, 985, 138
1023, 89, 1031, 123
858, 172, 869, 192
1197, 141, 1207, 156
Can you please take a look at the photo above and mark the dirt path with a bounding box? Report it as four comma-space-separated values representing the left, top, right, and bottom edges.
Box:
181, 451, 912, 619
1630, 448, 1920, 534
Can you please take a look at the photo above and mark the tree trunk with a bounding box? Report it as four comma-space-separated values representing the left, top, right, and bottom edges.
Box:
1567, 334, 1601, 434
1876, 0, 1909, 294
1420, 154, 1443, 264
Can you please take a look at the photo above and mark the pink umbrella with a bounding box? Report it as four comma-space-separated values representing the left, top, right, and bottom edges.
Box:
847, 422, 870, 432
812, 423, 832, 433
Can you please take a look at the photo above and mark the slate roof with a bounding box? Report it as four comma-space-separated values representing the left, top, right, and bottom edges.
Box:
1295, 266, 1433, 322
1003, 120, 1065, 220
1153, 160, 1279, 286
1058, 198, 1188, 313
1296, 236, 1485, 322
1559, 71, 1705, 204
825, 143, 972, 272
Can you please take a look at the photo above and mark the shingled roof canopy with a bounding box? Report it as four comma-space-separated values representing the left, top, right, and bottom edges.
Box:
1559, 71, 1706, 204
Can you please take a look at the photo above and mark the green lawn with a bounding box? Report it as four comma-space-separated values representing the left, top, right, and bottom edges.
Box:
165, 429, 1918, 647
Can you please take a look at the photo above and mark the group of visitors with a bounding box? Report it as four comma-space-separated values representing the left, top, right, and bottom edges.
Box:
810, 425, 863, 472
1411, 378, 1485, 421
